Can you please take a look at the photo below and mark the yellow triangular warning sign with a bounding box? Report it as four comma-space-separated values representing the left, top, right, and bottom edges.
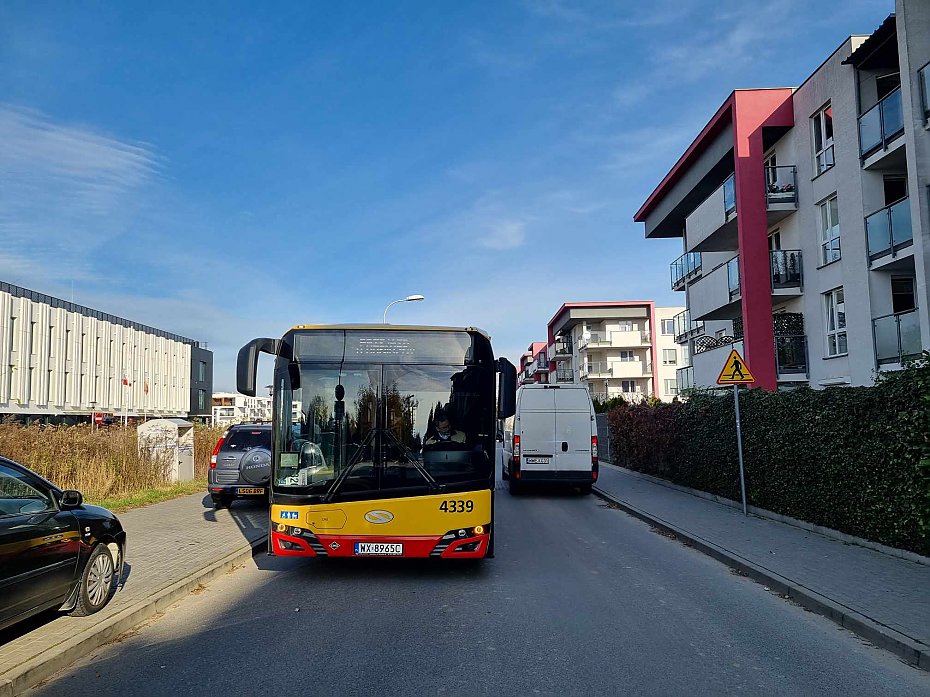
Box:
717, 348, 755, 385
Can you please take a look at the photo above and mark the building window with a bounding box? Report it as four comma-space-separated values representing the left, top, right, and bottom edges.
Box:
812, 103, 834, 175
664, 379, 678, 395
198, 360, 207, 382
715, 329, 727, 340
198, 389, 207, 411
616, 320, 633, 332
661, 319, 674, 335
620, 380, 636, 393
662, 349, 677, 365
819, 195, 840, 264
619, 350, 635, 362
824, 288, 847, 356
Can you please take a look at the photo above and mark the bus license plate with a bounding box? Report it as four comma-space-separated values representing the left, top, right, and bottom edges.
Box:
524, 457, 550, 464
354, 543, 403, 556
237, 487, 265, 495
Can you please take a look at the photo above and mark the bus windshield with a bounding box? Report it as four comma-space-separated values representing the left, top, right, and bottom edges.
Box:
273, 333, 495, 501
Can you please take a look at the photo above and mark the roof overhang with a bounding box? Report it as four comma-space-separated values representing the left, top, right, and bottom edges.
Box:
842, 14, 896, 69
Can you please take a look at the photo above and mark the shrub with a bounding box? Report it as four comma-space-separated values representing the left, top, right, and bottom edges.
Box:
607, 356, 930, 556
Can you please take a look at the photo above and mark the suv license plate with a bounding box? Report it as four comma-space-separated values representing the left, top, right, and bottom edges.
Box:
354, 543, 403, 556
237, 487, 265, 495
524, 457, 550, 464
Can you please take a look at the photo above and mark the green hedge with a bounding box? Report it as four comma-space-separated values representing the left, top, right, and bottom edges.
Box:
607, 355, 930, 556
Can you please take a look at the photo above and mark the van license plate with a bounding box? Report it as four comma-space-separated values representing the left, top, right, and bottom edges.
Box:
524, 457, 550, 464
355, 543, 403, 556
237, 487, 265, 495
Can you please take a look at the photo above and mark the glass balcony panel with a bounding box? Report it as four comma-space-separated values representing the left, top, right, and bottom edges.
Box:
765, 166, 797, 206
771, 250, 802, 289
866, 208, 892, 258
727, 257, 740, 295
873, 314, 900, 364
881, 88, 903, 140
890, 199, 912, 248
775, 336, 807, 374
723, 175, 736, 214
858, 103, 883, 155
899, 310, 922, 359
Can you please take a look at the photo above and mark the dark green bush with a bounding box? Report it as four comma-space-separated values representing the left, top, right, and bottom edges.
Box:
607, 355, 930, 555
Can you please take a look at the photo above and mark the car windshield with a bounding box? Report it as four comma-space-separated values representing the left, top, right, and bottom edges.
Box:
273, 362, 493, 500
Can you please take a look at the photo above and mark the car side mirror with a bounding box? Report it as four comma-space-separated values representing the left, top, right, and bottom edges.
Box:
60, 490, 83, 508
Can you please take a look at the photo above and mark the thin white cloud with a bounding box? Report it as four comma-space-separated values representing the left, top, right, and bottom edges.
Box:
0, 104, 160, 283
480, 220, 527, 250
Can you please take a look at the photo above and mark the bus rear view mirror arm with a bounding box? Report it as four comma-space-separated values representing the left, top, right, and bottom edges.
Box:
237, 338, 280, 396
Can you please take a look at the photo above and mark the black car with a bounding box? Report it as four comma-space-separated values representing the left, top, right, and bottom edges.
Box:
207, 423, 272, 508
0, 456, 126, 632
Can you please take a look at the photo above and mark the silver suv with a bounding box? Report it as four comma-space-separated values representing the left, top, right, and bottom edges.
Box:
207, 424, 272, 508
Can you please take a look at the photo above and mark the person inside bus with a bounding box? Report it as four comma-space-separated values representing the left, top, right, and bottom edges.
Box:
422, 408, 466, 450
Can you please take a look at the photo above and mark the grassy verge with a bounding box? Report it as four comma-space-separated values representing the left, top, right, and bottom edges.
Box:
87, 478, 208, 513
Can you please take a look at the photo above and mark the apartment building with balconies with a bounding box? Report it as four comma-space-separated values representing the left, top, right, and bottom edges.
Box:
519, 342, 550, 386
545, 301, 684, 402
636, 2, 930, 392
211, 392, 272, 426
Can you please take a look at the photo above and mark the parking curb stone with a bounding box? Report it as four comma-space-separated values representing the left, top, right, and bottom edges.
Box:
592, 486, 929, 672
0, 535, 266, 697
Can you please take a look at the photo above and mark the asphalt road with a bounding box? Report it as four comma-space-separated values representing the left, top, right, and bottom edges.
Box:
29, 482, 930, 696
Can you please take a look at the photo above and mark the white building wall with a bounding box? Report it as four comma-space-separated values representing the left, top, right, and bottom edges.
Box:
655, 306, 685, 401
212, 392, 272, 426
0, 285, 192, 419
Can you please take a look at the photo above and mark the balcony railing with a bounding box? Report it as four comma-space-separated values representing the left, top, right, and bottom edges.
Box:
727, 256, 740, 298
859, 87, 904, 157
581, 362, 612, 378
553, 338, 573, 357
676, 366, 694, 392
775, 335, 808, 375
771, 250, 803, 290
765, 166, 797, 207
673, 309, 704, 343
873, 309, 922, 366
670, 252, 702, 290
723, 174, 736, 214
555, 369, 574, 382
866, 198, 912, 261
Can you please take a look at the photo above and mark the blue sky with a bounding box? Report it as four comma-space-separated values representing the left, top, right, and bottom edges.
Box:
0, 0, 889, 389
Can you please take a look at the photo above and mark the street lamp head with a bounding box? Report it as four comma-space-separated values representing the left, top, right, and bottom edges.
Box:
405, 294, 425, 302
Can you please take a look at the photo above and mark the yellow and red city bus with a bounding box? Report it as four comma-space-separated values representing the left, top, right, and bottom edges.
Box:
237, 325, 516, 559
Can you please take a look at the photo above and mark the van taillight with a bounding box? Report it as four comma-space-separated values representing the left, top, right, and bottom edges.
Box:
513, 435, 520, 464
591, 435, 598, 465
210, 436, 225, 469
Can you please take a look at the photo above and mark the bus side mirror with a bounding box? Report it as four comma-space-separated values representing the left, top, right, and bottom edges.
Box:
237, 338, 280, 396
497, 357, 517, 419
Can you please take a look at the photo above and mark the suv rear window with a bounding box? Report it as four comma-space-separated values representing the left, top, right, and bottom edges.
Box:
225, 429, 270, 450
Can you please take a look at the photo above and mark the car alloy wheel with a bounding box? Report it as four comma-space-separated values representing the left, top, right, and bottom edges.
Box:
86, 547, 114, 607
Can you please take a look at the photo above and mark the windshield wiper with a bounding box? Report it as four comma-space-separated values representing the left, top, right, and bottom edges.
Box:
323, 427, 377, 503
380, 427, 442, 493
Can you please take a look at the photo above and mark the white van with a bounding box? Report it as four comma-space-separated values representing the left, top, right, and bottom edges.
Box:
502, 384, 598, 494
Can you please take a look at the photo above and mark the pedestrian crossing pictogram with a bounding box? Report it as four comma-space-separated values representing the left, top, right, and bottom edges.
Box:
717, 348, 755, 385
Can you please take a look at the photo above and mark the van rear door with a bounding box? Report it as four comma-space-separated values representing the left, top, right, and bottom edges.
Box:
517, 388, 556, 473
554, 388, 593, 474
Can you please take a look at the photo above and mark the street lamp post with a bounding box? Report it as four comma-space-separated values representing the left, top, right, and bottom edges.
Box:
383, 294, 425, 324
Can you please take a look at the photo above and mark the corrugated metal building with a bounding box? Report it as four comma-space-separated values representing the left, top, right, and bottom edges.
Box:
0, 281, 213, 423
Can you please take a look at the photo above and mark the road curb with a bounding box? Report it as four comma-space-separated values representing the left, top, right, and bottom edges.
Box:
592, 486, 930, 673
0, 535, 268, 697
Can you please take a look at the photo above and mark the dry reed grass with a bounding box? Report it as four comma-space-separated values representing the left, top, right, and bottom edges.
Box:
0, 421, 226, 501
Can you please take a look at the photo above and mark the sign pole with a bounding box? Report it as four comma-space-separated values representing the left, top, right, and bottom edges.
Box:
733, 384, 747, 515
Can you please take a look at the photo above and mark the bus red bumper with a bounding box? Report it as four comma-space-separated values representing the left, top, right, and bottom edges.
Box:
271, 529, 490, 559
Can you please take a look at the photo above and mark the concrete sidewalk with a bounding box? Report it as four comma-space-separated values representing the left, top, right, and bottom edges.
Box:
0, 493, 268, 697
595, 462, 930, 671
